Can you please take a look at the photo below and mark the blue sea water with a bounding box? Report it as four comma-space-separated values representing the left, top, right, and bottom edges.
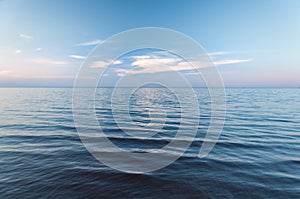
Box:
0, 88, 299, 198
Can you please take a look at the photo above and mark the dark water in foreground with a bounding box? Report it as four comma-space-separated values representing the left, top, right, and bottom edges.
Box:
0, 88, 299, 198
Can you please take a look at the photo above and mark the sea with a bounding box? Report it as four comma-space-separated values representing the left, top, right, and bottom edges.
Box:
0, 88, 299, 198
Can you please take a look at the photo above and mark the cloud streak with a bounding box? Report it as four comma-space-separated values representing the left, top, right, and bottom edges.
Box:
19, 33, 33, 40
115, 54, 199, 76
89, 60, 123, 68
76, 39, 103, 46
32, 58, 68, 65
214, 59, 251, 65
208, 51, 232, 57
69, 55, 86, 60
0, 70, 12, 76
15, 49, 22, 54
113, 52, 251, 76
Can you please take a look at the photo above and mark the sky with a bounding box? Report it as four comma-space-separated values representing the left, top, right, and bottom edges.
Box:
0, 0, 299, 87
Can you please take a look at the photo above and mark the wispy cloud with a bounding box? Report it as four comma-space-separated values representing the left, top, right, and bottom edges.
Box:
35, 48, 43, 51
76, 39, 103, 46
0, 70, 20, 78
207, 51, 251, 66
131, 55, 151, 59
19, 33, 33, 40
214, 59, 251, 65
113, 60, 123, 65
30, 75, 74, 79
113, 51, 251, 76
15, 49, 22, 54
115, 54, 194, 76
32, 58, 68, 65
0, 70, 12, 76
208, 51, 232, 57
90, 61, 109, 68
89, 60, 122, 68
131, 57, 181, 68
69, 55, 86, 60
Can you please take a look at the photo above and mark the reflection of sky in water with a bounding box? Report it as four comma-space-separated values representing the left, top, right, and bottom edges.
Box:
0, 88, 300, 197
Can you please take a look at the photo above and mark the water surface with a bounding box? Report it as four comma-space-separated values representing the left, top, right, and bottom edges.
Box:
0, 88, 299, 198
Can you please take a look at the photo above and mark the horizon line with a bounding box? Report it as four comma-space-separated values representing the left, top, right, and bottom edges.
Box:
0, 86, 299, 89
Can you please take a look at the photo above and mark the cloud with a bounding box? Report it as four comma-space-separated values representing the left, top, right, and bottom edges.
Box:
115, 68, 130, 77
35, 48, 43, 51
69, 55, 86, 60
114, 54, 194, 76
32, 58, 68, 65
113, 60, 123, 65
131, 54, 195, 71
113, 52, 251, 76
131, 57, 181, 68
214, 59, 251, 65
208, 51, 231, 57
131, 55, 151, 59
15, 49, 22, 54
89, 60, 122, 68
76, 39, 103, 46
0, 70, 20, 78
30, 75, 74, 79
89, 61, 108, 68
207, 51, 251, 66
19, 33, 33, 40
0, 70, 12, 76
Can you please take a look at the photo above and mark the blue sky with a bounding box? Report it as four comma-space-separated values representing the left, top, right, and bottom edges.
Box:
0, 0, 299, 87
